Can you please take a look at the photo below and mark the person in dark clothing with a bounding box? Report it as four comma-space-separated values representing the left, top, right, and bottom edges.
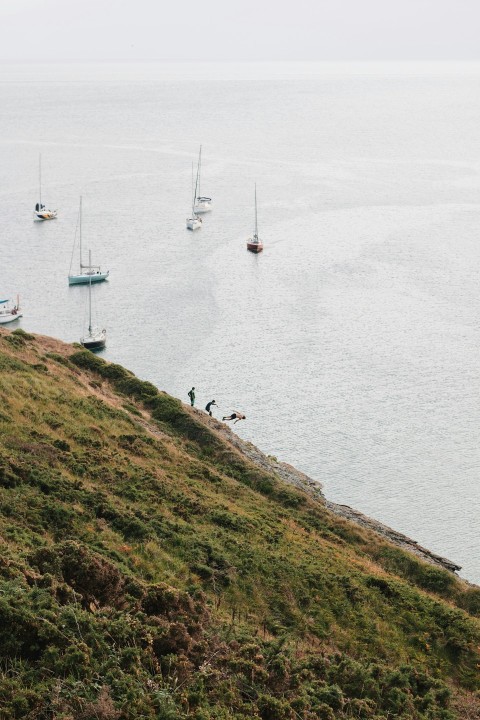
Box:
188, 387, 195, 406
205, 400, 217, 416
222, 411, 246, 424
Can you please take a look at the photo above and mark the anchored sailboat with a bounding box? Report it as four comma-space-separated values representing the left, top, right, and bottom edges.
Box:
0, 296, 22, 325
193, 145, 212, 214
247, 184, 263, 253
80, 250, 106, 351
68, 197, 109, 285
33, 154, 57, 221
186, 162, 202, 231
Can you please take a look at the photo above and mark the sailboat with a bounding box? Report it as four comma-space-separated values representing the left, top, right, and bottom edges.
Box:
193, 145, 212, 214
186, 162, 202, 231
80, 250, 106, 351
33, 154, 57, 221
0, 296, 22, 325
247, 184, 263, 253
68, 197, 109, 285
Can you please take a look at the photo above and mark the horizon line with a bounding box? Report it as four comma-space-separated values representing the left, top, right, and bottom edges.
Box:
1, 58, 480, 64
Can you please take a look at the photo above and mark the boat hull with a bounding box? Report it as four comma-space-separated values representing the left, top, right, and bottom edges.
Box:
186, 217, 202, 230
81, 330, 106, 351
69, 271, 109, 285
33, 210, 57, 221
81, 339, 106, 351
247, 241, 263, 253
194, 197, 212, 213
0, 311, 23, 324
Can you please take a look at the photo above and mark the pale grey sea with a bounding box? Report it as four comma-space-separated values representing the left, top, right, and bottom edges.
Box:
1, 61, 479, 583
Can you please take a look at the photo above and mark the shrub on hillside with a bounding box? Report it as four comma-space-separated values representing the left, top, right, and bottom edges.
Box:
257, 693, 293, 720
209, 509, 247, 532
29, 541, 125, 608
375, 546, 456, 597
153, 622, 193, 657
115, 376, 158, 402
4, 334, 26, 348
75, 686, 121, 720
0, 353, 28, 372
11, 328, 34, 340
70, 351, 131, 380
457, 587, 480, 616
95, 503, 152, 541
142, 583, 197, 620
45, 351, 73, 367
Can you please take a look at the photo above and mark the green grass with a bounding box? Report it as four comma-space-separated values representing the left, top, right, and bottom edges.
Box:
0, 332, 478, 719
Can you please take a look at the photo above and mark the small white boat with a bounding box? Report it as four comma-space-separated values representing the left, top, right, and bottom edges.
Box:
33, 154, 57, 221
34, 205, 57, 221
68, 197, 109, 285
194, 198, 212, 214
0, 296, 22, 324
186, 216, 202, 231
80, 250, 106, 351
186, 162, 202, 231
247, 184, 263, 254
193, 145, 212, 214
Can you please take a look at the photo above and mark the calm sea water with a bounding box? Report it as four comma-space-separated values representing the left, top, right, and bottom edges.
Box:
1, 61, 479, 583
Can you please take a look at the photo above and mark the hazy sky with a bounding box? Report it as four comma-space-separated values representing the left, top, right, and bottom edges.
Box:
0, 0, 478, 61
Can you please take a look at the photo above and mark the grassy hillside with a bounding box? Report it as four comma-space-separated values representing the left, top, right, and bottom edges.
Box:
0, 328, 479, 720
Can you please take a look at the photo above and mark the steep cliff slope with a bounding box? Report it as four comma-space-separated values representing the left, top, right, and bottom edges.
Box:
0, 328, 479, 719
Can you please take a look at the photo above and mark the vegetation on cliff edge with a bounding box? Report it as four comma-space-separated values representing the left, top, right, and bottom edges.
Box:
0, 329, 479, 719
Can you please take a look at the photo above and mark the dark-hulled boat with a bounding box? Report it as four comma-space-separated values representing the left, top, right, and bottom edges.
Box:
247, 184, 263, 253
80, 250, 106, 352
247, 236, 263, 253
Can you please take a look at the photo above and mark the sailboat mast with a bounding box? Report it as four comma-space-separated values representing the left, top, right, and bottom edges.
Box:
79, 197, 83, 269
197, 145, 202, 198
39, 153, 42, 206
254, 184, 258, 238
88, 249, 92, 334
191, 163, 195, 215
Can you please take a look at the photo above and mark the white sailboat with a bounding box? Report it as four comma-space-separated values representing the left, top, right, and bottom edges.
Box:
186, 162, 202, 231
193, 145, 212, 214
0, 296, 22, 325
68, 197, 109, 285
247, 184, 263, 253
80, 250, 106, 351
33, 154, 57, 221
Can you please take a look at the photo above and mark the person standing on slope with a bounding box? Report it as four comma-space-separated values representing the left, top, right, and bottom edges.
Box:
188, 387, 195, 406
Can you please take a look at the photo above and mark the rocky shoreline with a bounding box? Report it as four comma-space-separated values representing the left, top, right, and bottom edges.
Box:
210, 414, 463, 576
323, 500, 462, 574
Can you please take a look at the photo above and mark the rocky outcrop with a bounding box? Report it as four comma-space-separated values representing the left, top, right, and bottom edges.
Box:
209, 415, 462, 575
324, 501, 462, 573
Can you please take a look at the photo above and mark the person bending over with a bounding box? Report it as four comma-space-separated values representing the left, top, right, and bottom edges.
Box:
205, 400, 217, 416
